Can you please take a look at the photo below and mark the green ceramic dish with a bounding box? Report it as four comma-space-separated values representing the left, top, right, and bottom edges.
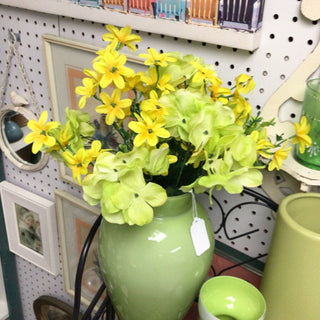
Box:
198, 276, 266, 320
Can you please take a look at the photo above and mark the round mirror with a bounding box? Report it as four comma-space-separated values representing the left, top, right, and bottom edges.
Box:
0, 105, 49, 171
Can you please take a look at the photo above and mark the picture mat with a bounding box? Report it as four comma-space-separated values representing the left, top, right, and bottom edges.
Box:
0, 181, 59, 275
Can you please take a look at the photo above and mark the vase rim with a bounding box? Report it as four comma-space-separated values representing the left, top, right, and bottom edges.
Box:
307, 78, 320, 93
154, 192, 192, 218
279, 192, 320, 239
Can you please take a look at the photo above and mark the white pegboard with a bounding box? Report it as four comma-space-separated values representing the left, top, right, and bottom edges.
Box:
0, 1, 319, 319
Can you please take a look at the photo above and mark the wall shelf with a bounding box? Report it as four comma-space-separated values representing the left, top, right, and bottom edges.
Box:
280, 151, 320, 191
0, 0, 262, 51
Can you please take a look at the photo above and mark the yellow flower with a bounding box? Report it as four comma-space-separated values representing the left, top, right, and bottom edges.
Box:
268, 142, 292, 171
123, 74, 142, 92
75, 77, 97, 109
75, 69, 102, 109
139, 48, 177, 67
86, 140, 104, 162
156, 73, 175, 94
235, 74, 255, 95
24, 111, 59, 154
190, 61, 221, 86
63, 148, 90, 185
141, 67, 158, 87
93, 51, 134, 89
291, 115, 312, 153
128, 112, 170, 147
102, 25, 142, 52
96, 89, 132, 125
208, 85, 231, 104
47, 122, 73, 152
140, 90, 168, 120
250, 129, 274, 158
229, 91, 252, 124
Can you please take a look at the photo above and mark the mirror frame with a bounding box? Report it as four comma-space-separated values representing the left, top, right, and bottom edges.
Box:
0, 105, 49, 171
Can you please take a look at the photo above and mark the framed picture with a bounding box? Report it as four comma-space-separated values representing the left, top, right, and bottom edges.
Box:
33, 295, 80, 320
42, 34, 145, 185
78, 0, 100, 7
0, 181, 59, 276
55, 189, 103, 306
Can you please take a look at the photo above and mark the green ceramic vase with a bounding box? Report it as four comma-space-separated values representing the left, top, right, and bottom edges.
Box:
98, 193, 215, 320
260, 192, 320, 320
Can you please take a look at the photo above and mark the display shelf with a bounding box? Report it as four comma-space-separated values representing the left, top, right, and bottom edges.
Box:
0, 262, 8, 320
0, 0, 262, 50
280, 150, 320, 191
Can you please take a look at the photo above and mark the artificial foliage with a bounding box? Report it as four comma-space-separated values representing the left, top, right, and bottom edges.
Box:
25, 25, 311, 226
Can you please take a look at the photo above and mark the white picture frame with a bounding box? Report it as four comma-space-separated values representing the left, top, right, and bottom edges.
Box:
0, 181, 59, 276
55, 189, 103, 307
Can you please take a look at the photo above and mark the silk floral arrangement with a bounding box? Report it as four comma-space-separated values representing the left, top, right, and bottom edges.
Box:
25, 25, 312, 226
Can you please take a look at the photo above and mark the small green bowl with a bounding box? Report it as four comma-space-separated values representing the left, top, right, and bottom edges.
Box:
198, 276, 266, 320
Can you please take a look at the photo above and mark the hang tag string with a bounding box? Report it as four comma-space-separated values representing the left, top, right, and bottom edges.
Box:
189, 188, 211, 256
189, 189, 199, 220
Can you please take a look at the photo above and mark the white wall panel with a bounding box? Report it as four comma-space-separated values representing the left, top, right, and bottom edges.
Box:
0, 1, 319, 318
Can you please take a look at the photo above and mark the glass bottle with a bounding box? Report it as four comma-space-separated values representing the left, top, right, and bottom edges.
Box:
295, 78, 320, 170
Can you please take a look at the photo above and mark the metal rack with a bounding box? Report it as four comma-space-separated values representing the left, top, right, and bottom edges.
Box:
72, 187, 278, 320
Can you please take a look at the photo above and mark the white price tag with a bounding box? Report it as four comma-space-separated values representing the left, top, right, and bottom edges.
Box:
190, 217, 211, 256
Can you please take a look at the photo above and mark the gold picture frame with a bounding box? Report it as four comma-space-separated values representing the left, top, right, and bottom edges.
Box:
42, 34, 145, 185
55, 189, 103, 307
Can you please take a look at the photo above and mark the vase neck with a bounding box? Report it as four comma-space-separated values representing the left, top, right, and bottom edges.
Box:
154, 193, 192, 218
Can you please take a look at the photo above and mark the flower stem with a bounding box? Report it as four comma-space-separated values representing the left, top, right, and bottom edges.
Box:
113, 122, 132, 150
175, 146, 191, 188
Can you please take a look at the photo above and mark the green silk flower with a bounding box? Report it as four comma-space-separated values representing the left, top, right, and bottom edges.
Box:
230, 135, 258, 167
65, 108, 95, 149
144, 144, 177, 176
188, 101, 235, 151
160, 89, 213, 141
107, 170, 167, 226
159, 52, 203, 86
182, 151, 262, 195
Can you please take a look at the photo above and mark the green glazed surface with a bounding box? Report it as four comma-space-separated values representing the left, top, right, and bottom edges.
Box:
295, 78, 320, 169
260, 193, 320, 320
198, 276, 266, 320
98, 193, 215, 320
